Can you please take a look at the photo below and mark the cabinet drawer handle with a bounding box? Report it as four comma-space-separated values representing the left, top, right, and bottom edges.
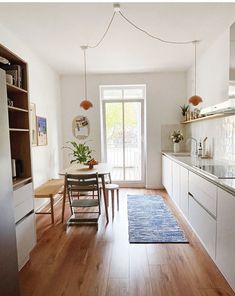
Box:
188, 192, 216, 220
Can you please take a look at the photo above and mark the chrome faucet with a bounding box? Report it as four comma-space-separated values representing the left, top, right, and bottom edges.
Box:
186, 137, 198, 156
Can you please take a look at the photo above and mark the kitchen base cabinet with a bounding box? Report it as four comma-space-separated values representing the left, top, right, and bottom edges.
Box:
216, 188, 235, 290
16, 212, 36, 270
172, 162, 180, 206
189, 196, 216, 259
162, 155, 172, 198
179, 166, 189, 218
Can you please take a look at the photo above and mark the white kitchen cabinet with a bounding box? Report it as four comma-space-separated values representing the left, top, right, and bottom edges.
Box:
216, 188, 235, 290
162, 155, 172, 198
172, 161, 180, 206
13, 183, 34, 223
15, 212, 36, 270
179, 166, 189, 217
189, 195, 216, 259
189, 171, 217, 217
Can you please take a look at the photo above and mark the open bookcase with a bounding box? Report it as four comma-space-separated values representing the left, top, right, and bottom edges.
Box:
0, 43, 32, 189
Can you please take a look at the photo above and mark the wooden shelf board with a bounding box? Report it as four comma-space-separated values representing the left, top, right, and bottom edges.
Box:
9, 128, 29, 132
181, 113, 234, 124
13, 177, 32, 190
7, 83, 27, 94
8, 106, 28, 113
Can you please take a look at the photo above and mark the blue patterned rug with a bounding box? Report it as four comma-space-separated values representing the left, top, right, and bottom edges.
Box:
127, 195, 189, 243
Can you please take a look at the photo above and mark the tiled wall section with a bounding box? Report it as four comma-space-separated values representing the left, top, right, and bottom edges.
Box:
185, 115, 235, 161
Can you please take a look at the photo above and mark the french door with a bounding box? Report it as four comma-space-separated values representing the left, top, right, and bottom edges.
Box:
102, 99, 145, 186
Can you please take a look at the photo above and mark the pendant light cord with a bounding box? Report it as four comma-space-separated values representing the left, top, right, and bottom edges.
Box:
194, 41, 197, 96
83, 48, 87, 99
87, 12, 117, 48
85, 8, 195, 49
119, 11, 193, 45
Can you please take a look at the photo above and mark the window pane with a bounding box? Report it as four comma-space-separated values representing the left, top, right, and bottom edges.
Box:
124, 88, 143, 99
103, 89, 122, 100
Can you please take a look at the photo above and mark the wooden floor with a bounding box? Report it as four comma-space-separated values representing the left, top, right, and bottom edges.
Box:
20, 189, 235, 296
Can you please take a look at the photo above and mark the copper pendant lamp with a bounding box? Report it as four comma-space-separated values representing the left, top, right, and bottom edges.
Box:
188, 41, 202, 106
80, 46, 93, 110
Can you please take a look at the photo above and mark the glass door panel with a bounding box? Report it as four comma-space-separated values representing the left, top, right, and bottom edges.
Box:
124, 102, 142, 181
105, 102, 124, 181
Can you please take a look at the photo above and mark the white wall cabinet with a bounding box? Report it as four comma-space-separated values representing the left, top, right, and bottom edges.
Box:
216, 188, 235, 290
172, 161, 180, 206
162, 155, 172, 197
179, 166, 189, 218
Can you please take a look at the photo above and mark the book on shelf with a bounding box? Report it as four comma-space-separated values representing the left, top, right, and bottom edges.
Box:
1, 64, 22, 88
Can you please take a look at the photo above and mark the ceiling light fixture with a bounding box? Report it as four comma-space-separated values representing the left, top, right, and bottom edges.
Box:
188, 40, 203, 106
79, 3, 201, 110
80, 45, 93, 110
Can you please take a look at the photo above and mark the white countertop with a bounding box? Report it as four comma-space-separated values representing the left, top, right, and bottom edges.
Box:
162, 151, 235, 195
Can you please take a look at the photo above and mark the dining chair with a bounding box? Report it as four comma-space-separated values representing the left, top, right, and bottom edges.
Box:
65, 173, 101, 226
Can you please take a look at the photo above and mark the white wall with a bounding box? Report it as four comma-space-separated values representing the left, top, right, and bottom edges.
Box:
187, 29, 230, 107
61, 72, 186, 188
0, 24, 62, 207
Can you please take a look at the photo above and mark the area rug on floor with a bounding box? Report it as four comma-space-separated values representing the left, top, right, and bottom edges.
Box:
127, 195, 189, 243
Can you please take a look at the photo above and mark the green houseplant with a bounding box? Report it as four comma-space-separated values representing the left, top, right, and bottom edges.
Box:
64, 141, 92, 164
180, 104, 189, 117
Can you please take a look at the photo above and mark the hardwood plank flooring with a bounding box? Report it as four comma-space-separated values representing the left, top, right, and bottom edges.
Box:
19, 189, 235, 296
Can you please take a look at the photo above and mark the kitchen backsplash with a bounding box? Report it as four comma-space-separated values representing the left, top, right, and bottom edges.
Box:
161, 115, 235, 161
185, 115, 235, 161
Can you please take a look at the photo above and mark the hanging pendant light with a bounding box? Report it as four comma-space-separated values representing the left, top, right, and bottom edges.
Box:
80, 45, 93, 110
188, 40, 202, 106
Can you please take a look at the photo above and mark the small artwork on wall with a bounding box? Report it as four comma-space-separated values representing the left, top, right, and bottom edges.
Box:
29, 103, 37, 146
37, 116, 47, 146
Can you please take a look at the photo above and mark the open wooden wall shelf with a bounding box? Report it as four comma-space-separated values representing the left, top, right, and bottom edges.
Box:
181, 113, 235, 124
0, 43, 32, 190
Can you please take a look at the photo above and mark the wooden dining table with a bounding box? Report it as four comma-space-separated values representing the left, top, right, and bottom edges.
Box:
59, 162, 112, 223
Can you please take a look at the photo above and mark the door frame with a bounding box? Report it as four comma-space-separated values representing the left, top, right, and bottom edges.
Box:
102, 98, 146, 188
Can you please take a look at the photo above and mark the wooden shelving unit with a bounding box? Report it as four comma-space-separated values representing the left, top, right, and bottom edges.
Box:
0, 43, 32, 190
181, 113, 235, 124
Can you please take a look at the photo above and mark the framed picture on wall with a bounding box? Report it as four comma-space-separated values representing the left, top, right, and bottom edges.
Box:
37, 116, 47, 146
29, 103, 37, 146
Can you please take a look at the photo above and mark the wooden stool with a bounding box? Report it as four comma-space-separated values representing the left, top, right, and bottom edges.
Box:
105, 184, 119, 218
34, 179, 64, 224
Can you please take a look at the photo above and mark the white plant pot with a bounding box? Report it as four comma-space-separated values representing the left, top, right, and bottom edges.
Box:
173, 142, 180, 153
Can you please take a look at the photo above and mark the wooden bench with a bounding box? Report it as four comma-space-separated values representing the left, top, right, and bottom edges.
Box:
34, 179, 64, 224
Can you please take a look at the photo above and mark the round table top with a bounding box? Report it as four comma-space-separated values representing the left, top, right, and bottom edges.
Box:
59, 162, 112, 176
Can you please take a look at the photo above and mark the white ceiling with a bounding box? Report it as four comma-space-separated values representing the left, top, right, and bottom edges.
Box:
0, 3, 235, 75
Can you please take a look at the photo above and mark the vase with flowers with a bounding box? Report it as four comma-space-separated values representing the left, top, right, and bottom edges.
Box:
170, 130, 184, 153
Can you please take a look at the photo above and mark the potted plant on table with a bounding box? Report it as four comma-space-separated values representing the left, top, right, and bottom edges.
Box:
170, 130, 184, 153
63, 141, 97, 169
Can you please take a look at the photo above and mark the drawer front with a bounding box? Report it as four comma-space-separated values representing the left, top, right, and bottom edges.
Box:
189, 172, 217, 217
189, 196, 216, 259
180, 166, 189, 217
14, 183, 34, 223
16, 212, 36, 270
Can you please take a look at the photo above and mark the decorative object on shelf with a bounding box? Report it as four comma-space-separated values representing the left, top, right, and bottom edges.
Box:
6, 74, 13, 85
29, 103, 37, 146
80, 46, 93, 110
188, 41, 203, 106
0, 56, 10, 65
64, 141, 93, 165
180, 104, 189, 118
170, 130, 184, 153
78, 4, 199, 110
7, 98, 13, 106
37, 116, 47, 146
2, 64, 22, 88
72, 115, 90, 139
